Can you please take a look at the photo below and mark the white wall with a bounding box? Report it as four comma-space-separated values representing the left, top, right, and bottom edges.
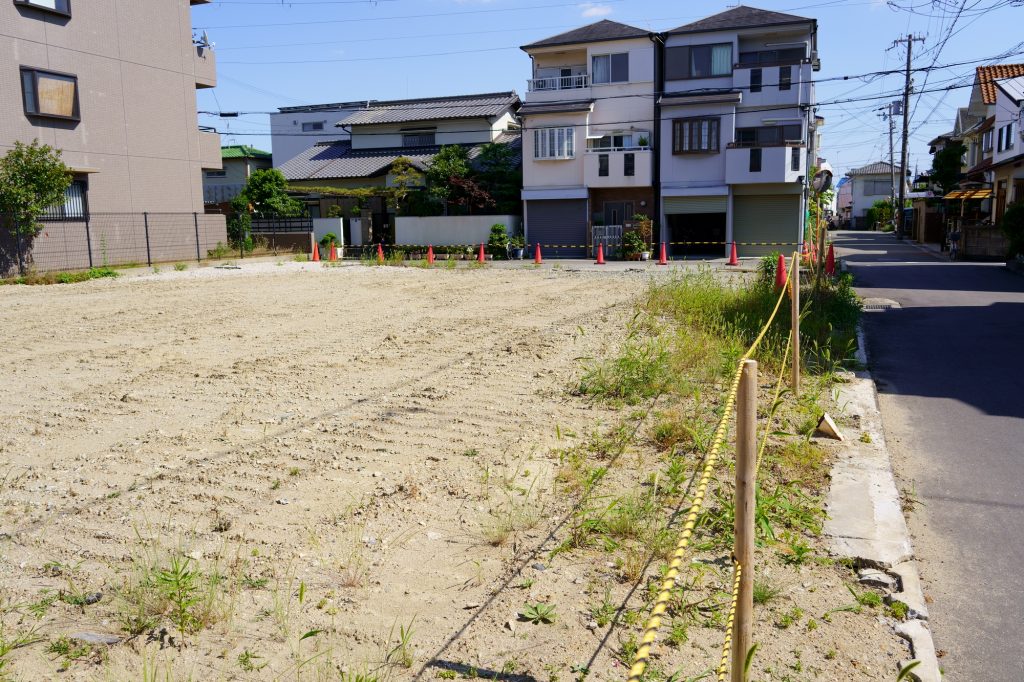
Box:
312, 218, 345, 247
270, 108, 359, 167
349, 117, 504, 150
993, 88, 1022, 165
396, 215, 521, 246
522, 111, 587, 189
660, 102, 734, 188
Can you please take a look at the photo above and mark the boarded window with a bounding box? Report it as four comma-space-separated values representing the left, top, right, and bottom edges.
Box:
21, 67, 79, 119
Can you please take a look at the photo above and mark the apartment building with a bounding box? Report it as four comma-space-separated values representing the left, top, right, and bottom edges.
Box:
519, 20, 656, 257
1, 0, 223, 215
658, 6, 819, 257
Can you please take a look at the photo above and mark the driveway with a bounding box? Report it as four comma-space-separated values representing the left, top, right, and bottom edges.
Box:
834, 230, 1024, 680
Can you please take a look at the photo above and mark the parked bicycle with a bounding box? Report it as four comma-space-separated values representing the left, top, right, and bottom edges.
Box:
947, 229, 961, 261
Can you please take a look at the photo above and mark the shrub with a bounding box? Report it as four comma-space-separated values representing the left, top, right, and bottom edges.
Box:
487, 223, 509, 259
1001, 202, 1024, 258
319, 232, 338, 249
621, 230, 647, 258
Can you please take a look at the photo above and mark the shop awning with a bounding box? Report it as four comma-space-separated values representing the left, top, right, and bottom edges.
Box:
944, 189, 992, 199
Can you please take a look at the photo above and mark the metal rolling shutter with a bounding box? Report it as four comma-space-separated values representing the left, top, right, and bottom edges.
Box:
732, 195, 801, 256
664, 196, 728, 214
527, 199, 587, 258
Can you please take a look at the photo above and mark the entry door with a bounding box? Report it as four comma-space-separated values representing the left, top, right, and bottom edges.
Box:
604, 201, 633, 226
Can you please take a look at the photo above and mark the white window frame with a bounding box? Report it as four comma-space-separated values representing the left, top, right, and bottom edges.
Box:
301, 121, 325, 132
14, 0, 71, 17
533, 126, 575, 160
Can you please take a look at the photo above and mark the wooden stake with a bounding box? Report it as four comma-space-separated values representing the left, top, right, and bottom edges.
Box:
732, 359, 757, 682
791, 255, 800, 399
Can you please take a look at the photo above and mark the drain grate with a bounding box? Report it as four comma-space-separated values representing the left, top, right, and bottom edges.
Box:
862, 297, 901, 312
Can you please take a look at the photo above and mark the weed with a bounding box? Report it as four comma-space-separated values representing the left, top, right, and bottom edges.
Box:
618, 634, 638, 666
847, 584, 882, 608
462, 448, 479, 457
242, 574, 268, 590
238, 648, 266, 672
2, 267, 118, 286
666, 620, 689, 647
888, 600, 909, 620
778, 532, 814, 565
288, 466, 301, 477
174, 262, 187, 271
806, 618, 818, 631
825, 649, 837, 660
438, 671, 457, 680
519, 602, 557, 625
154, 556, 201, 634
753, 579, 781, 605
590, 590, 616, 627
516, 578, 534, 589
775, 606, 804, 629
859, 431, 872, 443
386, 617, 416, 668
271, 479, 282, 490
207, 242, 232, 259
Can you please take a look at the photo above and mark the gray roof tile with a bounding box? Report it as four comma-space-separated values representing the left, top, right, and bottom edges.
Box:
847, 161, 895, 176
279, 132, 522, 181
337, 92, 519, 126
668, 5, 813, 35
521, 20, 649, 50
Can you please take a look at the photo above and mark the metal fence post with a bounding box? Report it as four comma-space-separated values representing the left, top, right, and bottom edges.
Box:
732, 359, 757, 682
84, 216, 94, 269
193, 212, 202, 262
142, 212, 152, 266
791, 255, 800, 398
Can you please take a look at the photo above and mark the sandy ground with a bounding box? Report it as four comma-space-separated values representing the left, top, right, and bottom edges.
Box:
0, 262, 908, 681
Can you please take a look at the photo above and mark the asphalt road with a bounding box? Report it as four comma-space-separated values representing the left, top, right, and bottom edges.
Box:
834, 230, 1024, 680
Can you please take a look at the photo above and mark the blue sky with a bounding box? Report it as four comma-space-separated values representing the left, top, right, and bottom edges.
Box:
193, 0, 1020, 178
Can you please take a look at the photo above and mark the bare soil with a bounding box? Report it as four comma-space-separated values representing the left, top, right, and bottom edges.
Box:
0, 262, 908, 681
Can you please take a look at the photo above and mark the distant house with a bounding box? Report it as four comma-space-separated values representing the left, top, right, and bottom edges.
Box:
845, 161, 907, 229
270, 101, 371, 167
203, 146, 272, 206
278, 92, 522, 242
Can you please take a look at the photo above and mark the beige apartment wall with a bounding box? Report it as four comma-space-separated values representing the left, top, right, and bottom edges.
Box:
0, 0, 218, 214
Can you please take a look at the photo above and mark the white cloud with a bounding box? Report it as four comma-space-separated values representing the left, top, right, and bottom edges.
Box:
580, 3, 612, 18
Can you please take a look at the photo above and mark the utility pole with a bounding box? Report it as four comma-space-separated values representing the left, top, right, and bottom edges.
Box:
892, 34, 925, 238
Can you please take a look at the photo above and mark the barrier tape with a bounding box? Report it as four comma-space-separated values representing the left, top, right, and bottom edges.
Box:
715, 562, 743, 682
626, 253, 798, 682
348, 241, 803, 251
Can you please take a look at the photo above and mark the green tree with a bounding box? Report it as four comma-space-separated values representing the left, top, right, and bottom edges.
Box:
240, 169, 303, 218
0, 140, 72, 273
384, 156, 423, 215
475, 143, 521, 214
426, 145, 470, 215
930, 142, 966, 194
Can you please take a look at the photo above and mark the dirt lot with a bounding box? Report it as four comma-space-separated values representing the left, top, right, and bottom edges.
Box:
0, 262, 908, 681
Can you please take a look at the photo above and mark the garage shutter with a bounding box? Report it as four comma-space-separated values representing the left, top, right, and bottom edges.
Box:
732, 195, 801, 256
664, 196, 728, 214
527, 199, 587, 258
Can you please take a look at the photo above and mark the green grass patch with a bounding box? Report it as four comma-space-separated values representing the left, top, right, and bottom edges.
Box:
2, 267, 118, 286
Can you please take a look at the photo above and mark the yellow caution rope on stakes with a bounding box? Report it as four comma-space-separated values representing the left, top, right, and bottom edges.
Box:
626, 253, 798, 682
716, 562, 743, 681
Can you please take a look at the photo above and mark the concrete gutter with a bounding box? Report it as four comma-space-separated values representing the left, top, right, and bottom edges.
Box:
824, 259, 942, 681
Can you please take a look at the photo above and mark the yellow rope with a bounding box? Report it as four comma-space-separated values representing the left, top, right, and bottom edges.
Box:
716, 562, 743, 681
626, 253, 798, 682
756, 327, 793, 473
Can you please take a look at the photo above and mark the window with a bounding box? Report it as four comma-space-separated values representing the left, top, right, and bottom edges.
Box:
750, 68, 762, 93
738, 47, 805, 66
301, 121, 325, 132
402, 130, 436, 147
1007, 122, 1016, 149
865, 180, 890, 195
624, 153, 635, 177
664, 43, 732, 80
205, 170, 227, 178
20, 67, 79, 120
734, 125, 802, 147
791, 146, 801, 171
983, 129, 994, 152
533, 126, 575, 159
672, 117, 720, 154
598, 154, 609, 177
998, 127, 1005, 152
591, 133, 636, 150
749, 148, 762, 173
41, 178, 87, 221
592, 53, 628, 84
779, 65, 792, 91
14, 0, 70, 17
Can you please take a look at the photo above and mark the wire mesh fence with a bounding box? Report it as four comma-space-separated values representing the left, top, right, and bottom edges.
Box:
1, 212, 231, 277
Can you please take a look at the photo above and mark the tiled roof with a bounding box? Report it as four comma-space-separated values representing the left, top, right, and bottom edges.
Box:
667, 5, 813, 34
521, 19, 649, 50
976, 64, 1024, 104
279, 131, 522, 181
518, 100, 594, 116
337, 92, 519, 126
221, 145, 271, 160
847, 161, 895, 176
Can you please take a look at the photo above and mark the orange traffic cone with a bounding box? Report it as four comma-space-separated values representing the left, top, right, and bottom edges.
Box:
312, 242, 320, 262
595, 243, 606, 265
534, 243, 543, 264
727, 241, 739, 266
478, 242, 486, 263
427, 245, 435, 265
377, 243, 384, 264
825, 243, 836, 276
774, 253, 788, 290
658, 242, 668, 265
329, 243, 337, 261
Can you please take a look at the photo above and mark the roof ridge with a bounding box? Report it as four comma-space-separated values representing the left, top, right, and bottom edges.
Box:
361, 91, 518, 109
667, 5, 813, 34
521, 18, 650, 50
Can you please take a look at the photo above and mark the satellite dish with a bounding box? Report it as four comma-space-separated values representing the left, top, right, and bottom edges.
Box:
812, 169, 833, 194
200, 31, 213, 49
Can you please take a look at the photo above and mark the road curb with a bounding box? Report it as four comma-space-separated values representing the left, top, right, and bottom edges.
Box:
826, 255, 942, 681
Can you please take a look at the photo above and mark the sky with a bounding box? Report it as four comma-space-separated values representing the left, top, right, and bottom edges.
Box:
192, 0, 1023, 179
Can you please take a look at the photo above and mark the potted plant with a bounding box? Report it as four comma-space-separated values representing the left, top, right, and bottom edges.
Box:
632, 213, 653, 260
637, 136, 649, 148
621, 230, 646, 261
509, 235, 526, 260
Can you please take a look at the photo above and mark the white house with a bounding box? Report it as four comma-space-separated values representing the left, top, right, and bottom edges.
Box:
845, 161, 908, 229
657, 6, 820, 257
989, 73, 1024, 216
518, 20, 656, 257
270, 101, 370, 167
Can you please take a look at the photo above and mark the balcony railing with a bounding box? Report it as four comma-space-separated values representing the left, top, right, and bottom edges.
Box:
585, 145, 651, 153
527, 74, 590, 92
